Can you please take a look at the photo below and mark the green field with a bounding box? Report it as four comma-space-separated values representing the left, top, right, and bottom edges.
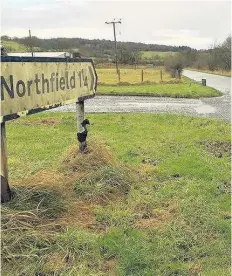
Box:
140, 51, 176, 59
2, 40, 42, 53
96, 68, 221, 98
2, 40, 28, 52
97, 68, 175, 84
2, 112, 230, 275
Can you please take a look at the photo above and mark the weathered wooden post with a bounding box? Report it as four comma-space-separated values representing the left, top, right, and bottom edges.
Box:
160, 70, 163, 82
118, 69, 121, 83
1, 122, 12, 203
141, 69, 144, 83
202, 79, 206, 86
76, 101, 89, 153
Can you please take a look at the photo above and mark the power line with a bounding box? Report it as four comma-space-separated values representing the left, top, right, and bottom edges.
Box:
105, 19, 122, 74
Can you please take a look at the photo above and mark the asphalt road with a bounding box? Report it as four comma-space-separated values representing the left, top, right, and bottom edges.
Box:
183, 70, 231, 121
50, 70, 231, 122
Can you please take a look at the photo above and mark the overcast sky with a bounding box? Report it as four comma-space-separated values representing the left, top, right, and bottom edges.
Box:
1, 0, 231, 49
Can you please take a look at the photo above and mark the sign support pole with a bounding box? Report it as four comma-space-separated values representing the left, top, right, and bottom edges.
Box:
76, 101, 89, 153
1, 122, 11, 203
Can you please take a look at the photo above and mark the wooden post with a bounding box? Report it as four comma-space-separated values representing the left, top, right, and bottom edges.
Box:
118, 69, 121, 83
141, 69, 144, 83
160, 70, 163, 82
76, 101, 88, 152
1, 122, 11, 203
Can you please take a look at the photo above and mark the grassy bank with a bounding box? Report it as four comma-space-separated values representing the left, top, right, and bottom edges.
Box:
96, 68, 222, 98
98, 80, 221, 98
1, 113, 230, 275
2, 40, 28, 52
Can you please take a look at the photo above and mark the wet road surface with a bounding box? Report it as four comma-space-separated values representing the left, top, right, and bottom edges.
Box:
50, 70, 231, 122
183, 70, 231, 121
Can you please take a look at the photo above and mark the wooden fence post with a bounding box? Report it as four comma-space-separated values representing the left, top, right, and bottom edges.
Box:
1, 122, 11, 203
76, 101, 89, 153
160, 70, 163, 82
118, 69, 121, 83
141, 69, 144, 83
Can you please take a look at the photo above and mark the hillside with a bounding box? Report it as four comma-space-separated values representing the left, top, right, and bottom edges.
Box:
2, 40, 28, 52
2, 39, 42, 53
1, 36, 191, 62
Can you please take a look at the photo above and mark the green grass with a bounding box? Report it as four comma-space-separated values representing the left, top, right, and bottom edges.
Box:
74, 165, 131, 203
2, 40, 28, 52
140, 51, 176, 60
2, 113, 230, 275
96, 68, 222, 98
98, 77, 222, 98
2, 40, 42, 53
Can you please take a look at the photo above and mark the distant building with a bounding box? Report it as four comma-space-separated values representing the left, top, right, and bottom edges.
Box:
7, 52, 72, 58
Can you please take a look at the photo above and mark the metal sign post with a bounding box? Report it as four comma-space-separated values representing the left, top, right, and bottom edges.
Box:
76, 101, 90, 152
1, 56, 97, 202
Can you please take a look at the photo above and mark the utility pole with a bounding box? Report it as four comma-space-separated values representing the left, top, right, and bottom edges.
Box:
29, 29, 34, 57
105, 19, 121, 75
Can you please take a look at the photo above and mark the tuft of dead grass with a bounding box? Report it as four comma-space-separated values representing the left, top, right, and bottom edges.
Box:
61, 141, 115, 175
1, 205, 60, 265
74, 166, 131, 204
101, 259, 118, 275
134, 200, 179, 229
10, 117, 61, 126
14, 170, 68, 190
56, 200, 98, 230
188, 262, 203, 275
43, 252, 67, 272
200, 140, 231, 158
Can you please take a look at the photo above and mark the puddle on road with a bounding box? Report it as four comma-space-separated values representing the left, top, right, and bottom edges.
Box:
195, 104, 216, 114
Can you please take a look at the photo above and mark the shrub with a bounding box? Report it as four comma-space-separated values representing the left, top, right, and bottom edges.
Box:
164, 54, 184, 79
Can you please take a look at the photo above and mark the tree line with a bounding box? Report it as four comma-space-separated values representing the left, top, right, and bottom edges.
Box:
2, 35, 230, 71
1, 35, 191, 59
164, 36, 231, 75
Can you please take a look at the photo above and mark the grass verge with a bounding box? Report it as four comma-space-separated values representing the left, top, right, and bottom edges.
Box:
187, 68, 231, 77
98, 78, 221, 98
1, 113, 230, 275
